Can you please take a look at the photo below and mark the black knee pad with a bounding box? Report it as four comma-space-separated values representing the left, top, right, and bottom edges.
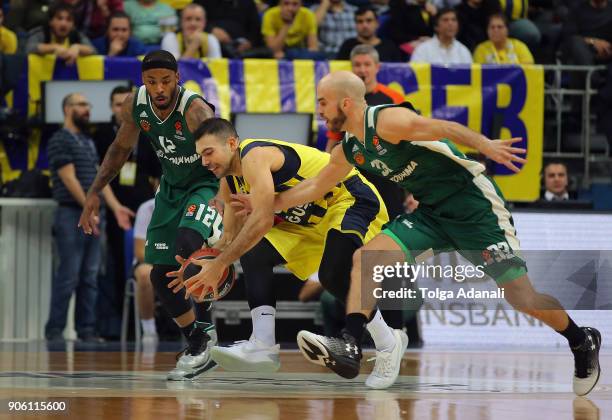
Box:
240, 239, 285, 310
318, 230, 361, 303
150, 264, 192, 318
175, 227, 205, 259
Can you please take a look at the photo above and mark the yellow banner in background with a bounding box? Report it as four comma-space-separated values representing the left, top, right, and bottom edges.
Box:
17, 57, 543, 201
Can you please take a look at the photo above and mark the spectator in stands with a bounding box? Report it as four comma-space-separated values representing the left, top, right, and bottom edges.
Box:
26, 3, 96, 65
60, 0, 124, 40
336, 6, 403, 61
312, 0, 357, 58
389, 0, 435, 57
124, 0, 177, 46
456, 0, 501, 51
45, 92, 133, 342
161, 3, 222, 59
473, 13, 534, 64
133, 197, 158, 344
5, 0, 50, 33
499, 0, 541, 52
92, 12, 147, 57
0, 8, 18, 54
561, 0, 612, 67
541, 161, 571, 201
410, 8, 472, 64
261, 0, 324, 59
195, 0, 264, 58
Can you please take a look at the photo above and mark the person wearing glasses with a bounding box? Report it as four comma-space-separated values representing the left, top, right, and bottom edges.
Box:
45, 92, 133, 342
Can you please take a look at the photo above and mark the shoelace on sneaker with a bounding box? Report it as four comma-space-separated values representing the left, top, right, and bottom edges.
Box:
367, 351, 395, 377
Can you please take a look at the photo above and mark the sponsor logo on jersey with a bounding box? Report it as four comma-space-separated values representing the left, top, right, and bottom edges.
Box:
354, 152, 365, 165
185, 204, 197, 217
352, 144, 359, 153
174, 120, 183, 136
174, 135, 186, 141
389, 161, 418, 182
139, 111, 147, 118
372, 135, 387, 155
140, 120, 151, 132
155, 242, 169, 250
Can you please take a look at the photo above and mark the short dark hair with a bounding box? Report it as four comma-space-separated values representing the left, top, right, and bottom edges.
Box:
193, 118, 238, 142
355, 6, 377, 20
109, 11, 132, 27
544, 161, 568, 173
110, 85, 132, 103
487, 12, 509, 27
49, 3, 75, 21
142, 50, 178, 73
434, 7, 456, 27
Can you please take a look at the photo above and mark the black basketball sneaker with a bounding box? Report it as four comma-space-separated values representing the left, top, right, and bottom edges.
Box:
572, 327, 602, 396
297, 329, 362, 379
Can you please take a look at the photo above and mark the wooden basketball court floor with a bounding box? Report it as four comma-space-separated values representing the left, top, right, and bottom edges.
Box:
0, 342, 610, 420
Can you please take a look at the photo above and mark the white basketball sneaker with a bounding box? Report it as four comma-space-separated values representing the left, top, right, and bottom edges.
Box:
167, 322, 218, 381
211, 336, 280, 373
365, 329, 408, 389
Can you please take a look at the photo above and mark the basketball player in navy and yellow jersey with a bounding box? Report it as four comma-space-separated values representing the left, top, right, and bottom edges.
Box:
171, 118, 408, 389
79, 51, 222, 381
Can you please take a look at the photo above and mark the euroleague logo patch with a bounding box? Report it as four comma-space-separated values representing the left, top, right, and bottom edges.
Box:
140, 120, 150, 132
354, 152, 365, 165
185, 204, 197, 217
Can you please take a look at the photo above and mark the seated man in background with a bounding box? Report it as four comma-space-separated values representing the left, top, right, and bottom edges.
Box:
92, 12, 147, 57
261, 0, 324, 59
26, 3, 96, 65
473, 13, 533, 64
0, 8, 18, 54
410, 7, 472, 64
133, 197, 158, 343
336, 6, 403, 62
312, 0, 357, 58
541, 161, 572, 201
195, 0, 264, 58
161, 3, 222, 59
124, 0, 177, 46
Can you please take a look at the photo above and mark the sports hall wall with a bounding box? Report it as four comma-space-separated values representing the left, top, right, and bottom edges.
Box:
5, 56, 543, 201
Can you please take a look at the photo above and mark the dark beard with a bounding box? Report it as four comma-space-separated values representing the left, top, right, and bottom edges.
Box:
72, 115, 90, 134
155, 88, 177, 110
328, 106, 347, 131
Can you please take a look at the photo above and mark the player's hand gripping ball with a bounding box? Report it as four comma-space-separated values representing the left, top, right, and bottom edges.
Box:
182, 248, 236, 301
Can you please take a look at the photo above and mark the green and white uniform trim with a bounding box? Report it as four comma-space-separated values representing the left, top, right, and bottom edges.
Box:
342, 103, 526, 284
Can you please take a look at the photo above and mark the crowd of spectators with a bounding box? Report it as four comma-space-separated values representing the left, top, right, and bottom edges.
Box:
1, 0, 610, 65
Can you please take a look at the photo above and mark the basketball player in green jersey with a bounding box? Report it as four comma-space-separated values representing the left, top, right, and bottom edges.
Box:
79, 51, 222, 381
262, 71, 600, 394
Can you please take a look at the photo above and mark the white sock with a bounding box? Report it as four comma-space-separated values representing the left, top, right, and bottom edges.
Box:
251, 305, 276, 347
141, 318, 157, 335
366, 309, 396, 352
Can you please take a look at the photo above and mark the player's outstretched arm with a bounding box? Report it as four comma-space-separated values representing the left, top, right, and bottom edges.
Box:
376, 107, 527, 173
79, 94, 140, 234
275, 144, 353, 210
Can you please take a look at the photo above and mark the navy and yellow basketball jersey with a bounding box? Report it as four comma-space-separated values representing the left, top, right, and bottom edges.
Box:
225, 139, 379, 226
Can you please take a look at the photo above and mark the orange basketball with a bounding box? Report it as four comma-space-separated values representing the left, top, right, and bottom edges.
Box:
182, 248, 236, 301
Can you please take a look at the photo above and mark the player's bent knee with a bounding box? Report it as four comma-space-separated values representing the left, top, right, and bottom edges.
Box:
134, 264, 153, 284
150, 264, 192, 318
175, 227, 205, 259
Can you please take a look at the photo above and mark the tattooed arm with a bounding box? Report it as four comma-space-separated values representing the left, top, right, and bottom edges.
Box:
78, 93, 140, 234
185, 97, 216, 133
